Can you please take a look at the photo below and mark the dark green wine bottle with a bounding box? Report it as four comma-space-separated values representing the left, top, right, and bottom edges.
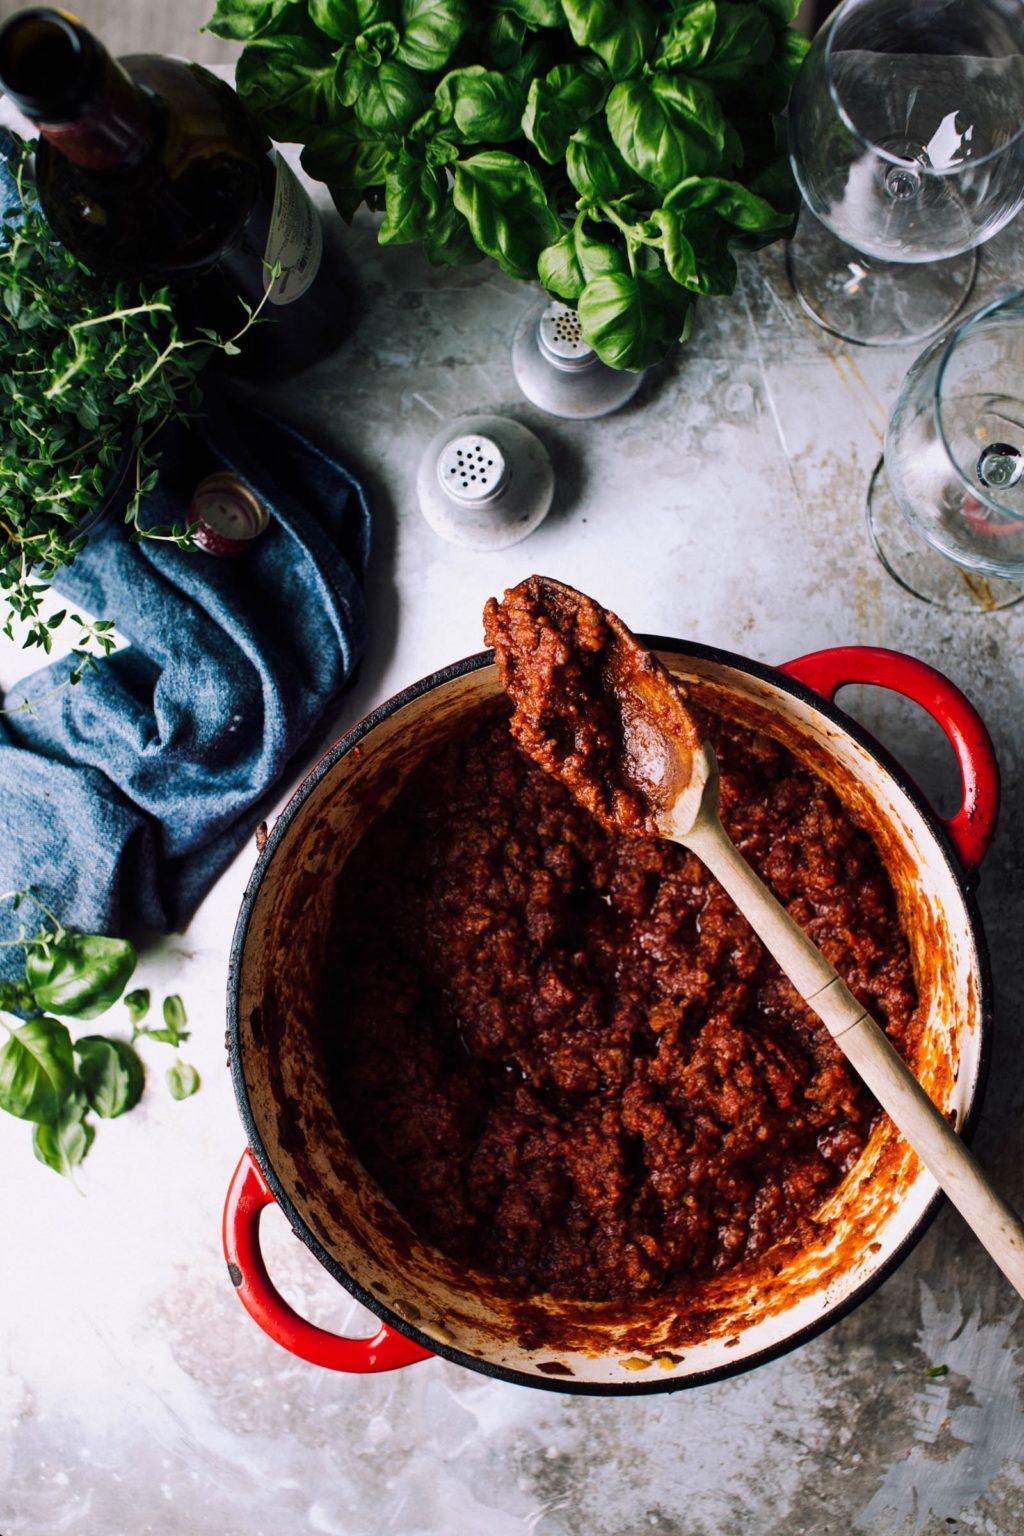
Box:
0, 7, 348, 373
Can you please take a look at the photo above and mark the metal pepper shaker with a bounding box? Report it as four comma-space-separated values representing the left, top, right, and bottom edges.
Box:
416, 414, 554, 550
512, 299, 646, 419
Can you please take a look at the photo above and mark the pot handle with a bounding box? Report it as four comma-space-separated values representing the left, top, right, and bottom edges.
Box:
779, 646, 999, 878
223, 1149, 433, 1373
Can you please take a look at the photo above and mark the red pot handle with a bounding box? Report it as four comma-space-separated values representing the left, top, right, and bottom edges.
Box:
223, 1149, 433, 1372
779, 646, 999, 878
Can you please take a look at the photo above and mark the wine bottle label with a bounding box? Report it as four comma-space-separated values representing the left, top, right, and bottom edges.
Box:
263, 150, 323, 307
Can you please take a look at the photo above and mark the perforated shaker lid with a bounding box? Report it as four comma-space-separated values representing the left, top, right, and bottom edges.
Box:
417, 414, 554, 551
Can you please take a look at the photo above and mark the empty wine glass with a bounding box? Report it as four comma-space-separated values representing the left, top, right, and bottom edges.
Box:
787, 0, 1024, 346
868, 288, 1024, 611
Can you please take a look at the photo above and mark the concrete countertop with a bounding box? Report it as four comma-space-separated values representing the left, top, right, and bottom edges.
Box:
2, 145, 1023, 1536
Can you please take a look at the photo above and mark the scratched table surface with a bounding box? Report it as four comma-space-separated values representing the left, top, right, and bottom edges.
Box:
2, 74, 1024, 1536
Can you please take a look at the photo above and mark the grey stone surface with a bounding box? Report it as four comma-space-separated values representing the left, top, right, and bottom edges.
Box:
2, 124, 1024, 1536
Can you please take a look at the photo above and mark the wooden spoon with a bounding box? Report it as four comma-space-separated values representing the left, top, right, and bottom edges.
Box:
484, 575, 1024, 1298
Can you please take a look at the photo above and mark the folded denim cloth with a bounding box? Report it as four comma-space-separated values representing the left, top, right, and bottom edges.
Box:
0, 396, 370, 971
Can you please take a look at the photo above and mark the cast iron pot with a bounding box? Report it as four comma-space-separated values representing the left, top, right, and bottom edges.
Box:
223, 641, 998, 1396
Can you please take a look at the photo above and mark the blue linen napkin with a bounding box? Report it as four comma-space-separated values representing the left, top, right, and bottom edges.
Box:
0, 397, 370, 970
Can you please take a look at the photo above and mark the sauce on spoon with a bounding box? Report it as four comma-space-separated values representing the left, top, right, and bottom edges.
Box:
482, 574, 700, 836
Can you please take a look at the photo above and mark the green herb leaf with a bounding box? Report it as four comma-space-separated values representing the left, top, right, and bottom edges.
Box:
143, 993, 190, 1049
206, 0, 295, 42
538, 230, 585, 302
32, 1091, 94, 1179
578, 265, 693, 370
25, 933, 137, 1020
301, 118, 398, 191
926, 1363, 949, 1378
124, 987, 151, 1028
565, 116, 644, 202
395, 0, 469, 71
654, 0, 716, 72
505, 0, 561, 25
236, 33, 341, 141
0, 1016, 76, 1123
452, 152, 562, 281
74, 1036, 144, 1119
664, 175, 792, 233
560, 0, 656, 82
379, 158, 448, 243
352, 58, 429, 134
522, 62, 608, 164
606, 72, 726, 195
691, 3, 774, 87
421, 202, 482, 267
167, 1060, 201, 1101
435, 66, 523, 143
648, 208, 698, 286
487, 8, 528, 68
309, 0, 390, 45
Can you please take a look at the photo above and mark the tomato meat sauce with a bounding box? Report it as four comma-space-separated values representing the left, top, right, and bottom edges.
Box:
321, 587, 918, 1302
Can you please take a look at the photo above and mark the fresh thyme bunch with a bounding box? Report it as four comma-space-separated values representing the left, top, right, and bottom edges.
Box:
0, 135, 240, 678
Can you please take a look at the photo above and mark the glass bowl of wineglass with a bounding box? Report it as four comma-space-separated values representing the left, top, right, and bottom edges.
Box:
869, 288, 1024, 611
787, 0, 1024, 346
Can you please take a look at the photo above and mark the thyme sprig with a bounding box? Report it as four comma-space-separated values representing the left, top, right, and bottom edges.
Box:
0, 134, 267, 688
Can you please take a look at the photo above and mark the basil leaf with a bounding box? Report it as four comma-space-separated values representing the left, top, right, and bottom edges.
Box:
380, 159, 447, 243
560, 0, 656, 82
648, 208, 698, 286
505, 0, 562, 24
32, 1092, 94, 1179
763, 28, 812, 97
685, 211, 739, 293
654, 0, 716, 72
301, 120, 398, 189
452, 152, 561, 281
162, 995, 189, 1042
665, 175, 792, 233
435, 67, 523, 143
0, 1016, 76, 1123
353, 58, 429, 133
539, 217, 630, 301
124, 986, 151, 1030
74, 1036, 144, 1119
355, 20, 400, 64
606, 73, 725, 195
578, 223, 629, 280
487, 9, 528, 69
206, 0, 294, 42
693, 3, 774, 87
236, 34, 341, 141
578, 266, 693, 370
565, 116, 643, 201
167, 1061, 201, 1101
26, 933, 136, 1020
758, 0, 803, 22
395, 0, 469, 72
309, 0, 391, 45
421, 202, 483, 266
522, 62, 608, 164
538, 230, 584, 301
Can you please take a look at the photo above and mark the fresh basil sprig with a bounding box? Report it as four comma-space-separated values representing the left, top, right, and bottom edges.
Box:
208, 0, 810, 369
0, 894, 200, 1181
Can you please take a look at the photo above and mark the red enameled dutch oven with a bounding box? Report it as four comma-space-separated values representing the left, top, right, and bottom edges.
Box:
223, 641, 997, 1395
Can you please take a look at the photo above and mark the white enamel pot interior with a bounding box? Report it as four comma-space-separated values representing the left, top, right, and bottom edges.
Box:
226, 640, 993, 1395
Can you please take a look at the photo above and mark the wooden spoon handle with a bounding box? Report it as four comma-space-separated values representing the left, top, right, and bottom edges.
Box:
685, 816, 1024, 1298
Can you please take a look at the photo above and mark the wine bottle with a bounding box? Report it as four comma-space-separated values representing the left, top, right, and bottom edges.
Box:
0, 6, 350, 374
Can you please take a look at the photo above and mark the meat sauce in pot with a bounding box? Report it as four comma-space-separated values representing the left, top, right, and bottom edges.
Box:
322, 690, 919, 1302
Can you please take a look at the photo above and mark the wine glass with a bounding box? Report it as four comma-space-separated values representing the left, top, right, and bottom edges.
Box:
787, 0, 1024, 347
868, 288, 1024, 611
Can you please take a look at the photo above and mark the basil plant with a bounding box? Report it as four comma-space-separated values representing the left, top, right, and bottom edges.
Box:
208, 0, 809, 369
